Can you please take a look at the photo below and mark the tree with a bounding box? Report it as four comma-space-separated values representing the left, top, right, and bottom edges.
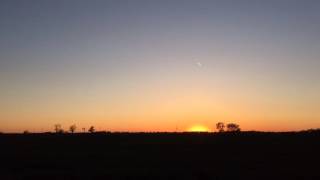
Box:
54, 124, 63, 133
216, 122, 225, 132
88, 126, 95, 133
23, 130, 29, 134
69, 124, 77, 133
226, 123, 241, 132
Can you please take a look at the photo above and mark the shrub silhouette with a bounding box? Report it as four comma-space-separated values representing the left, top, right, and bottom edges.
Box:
226, 123, 241, 132
54, 124, 64, 133
69, 124, 77, 133
88, 126, 95, 133
216, 122, 225, 132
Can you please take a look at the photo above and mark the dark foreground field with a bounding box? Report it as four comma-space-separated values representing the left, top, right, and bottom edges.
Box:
1, 131, 320, 180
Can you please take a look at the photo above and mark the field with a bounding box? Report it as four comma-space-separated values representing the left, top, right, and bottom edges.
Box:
1, 131, 319, 180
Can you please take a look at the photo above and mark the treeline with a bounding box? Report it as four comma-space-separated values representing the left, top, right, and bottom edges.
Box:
53, 124, 96, 134
21, 122, 242, 134
216, 122, 241, 132
12, 122, 320, 134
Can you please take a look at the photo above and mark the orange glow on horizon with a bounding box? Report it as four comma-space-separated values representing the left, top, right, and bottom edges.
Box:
187, 125, 210, 132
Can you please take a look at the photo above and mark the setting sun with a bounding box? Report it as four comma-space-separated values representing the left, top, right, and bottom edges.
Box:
188, 125, 210, 132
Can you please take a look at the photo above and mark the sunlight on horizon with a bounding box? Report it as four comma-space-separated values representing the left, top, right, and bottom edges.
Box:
187, 125, 210, 132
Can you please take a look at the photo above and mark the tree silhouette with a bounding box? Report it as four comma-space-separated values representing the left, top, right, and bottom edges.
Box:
216, 122, 225, 132
226, 123, 241, 132
88, 126, 95, 133
54, 124, 63, 133
69, 124, 77, 133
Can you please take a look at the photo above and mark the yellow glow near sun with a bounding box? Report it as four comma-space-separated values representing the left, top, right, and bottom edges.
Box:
188, 125, 210, 132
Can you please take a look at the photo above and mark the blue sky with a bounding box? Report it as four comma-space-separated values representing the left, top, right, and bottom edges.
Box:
1, 0, 320, 132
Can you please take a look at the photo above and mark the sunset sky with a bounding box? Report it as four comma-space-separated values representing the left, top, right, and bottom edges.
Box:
1, 0, 320, 132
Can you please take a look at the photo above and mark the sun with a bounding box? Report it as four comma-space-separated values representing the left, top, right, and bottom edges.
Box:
188, 125, 210, 132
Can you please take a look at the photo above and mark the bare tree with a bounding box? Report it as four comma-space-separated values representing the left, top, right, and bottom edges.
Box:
69, 124, 77, 133
216, 122, 225, 132
88, 126, 95, 133
54, 124, 63, 133
226, 123, 241, 132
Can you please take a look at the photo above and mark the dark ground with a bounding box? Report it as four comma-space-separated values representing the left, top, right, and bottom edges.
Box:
0, 131, 320, 180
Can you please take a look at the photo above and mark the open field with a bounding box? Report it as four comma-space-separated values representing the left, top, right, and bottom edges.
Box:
1, 131, 319, 180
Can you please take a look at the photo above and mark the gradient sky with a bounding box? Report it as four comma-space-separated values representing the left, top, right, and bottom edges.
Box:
1, 0, 320, 132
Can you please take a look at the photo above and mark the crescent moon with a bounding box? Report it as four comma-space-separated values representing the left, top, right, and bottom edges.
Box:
196, 62, 203, 67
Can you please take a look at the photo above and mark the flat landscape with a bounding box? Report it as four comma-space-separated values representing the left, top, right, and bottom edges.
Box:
1, 131, 319, 180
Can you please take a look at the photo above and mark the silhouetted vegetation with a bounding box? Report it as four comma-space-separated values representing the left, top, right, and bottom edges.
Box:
69, 124, 77, 133
226, 123, 241, 132
54, 124, 64, 133
216, 122, 241, 132
216, 122, 225, 132
88, 126, 95, 133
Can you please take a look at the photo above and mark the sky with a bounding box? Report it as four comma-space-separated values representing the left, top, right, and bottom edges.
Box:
1, 0, 320, 132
